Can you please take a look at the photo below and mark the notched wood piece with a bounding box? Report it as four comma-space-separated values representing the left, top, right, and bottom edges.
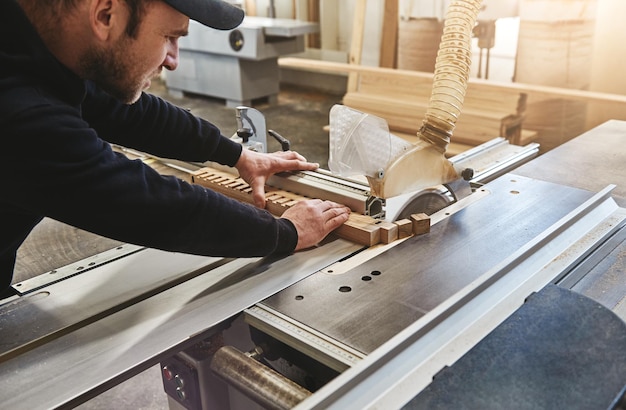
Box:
376, 221, 399, 244
395, 219, 413, 239
336, 213, 380, 247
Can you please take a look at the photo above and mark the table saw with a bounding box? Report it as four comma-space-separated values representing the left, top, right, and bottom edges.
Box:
1, 120, 625, 410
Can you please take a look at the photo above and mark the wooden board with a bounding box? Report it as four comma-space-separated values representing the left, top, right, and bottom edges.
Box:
190, 167, 386, 247
341, 67, 526, 147
347, 0, 367, 93
342, 91, 523, 146
379, 0, 399, 68
277, 58, 626, 106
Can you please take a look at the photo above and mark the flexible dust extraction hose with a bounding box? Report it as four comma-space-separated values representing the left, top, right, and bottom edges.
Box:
419, 0, 483, 153
364, 0, 482, 198
331, 0, 482, 198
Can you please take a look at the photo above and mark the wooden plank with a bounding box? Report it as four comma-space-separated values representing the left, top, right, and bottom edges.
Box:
330, 50, 525, 150
347, 0, 367, 92
278, 58, 626, 107
397, 18, 442, 72
379, 0, 398, 68
307, 0, 321, 49
342, 92, 512, 145
343, 92, 515, 124
349, 71, 523, 115
190, 167, 383, 247
244, 0, 257, 16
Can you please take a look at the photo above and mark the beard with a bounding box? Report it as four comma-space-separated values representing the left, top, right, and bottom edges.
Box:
80, 36, 148, 104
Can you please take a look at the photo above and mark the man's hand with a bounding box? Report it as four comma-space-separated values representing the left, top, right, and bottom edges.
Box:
281, 200, 351, 251
235, 149, 318, 208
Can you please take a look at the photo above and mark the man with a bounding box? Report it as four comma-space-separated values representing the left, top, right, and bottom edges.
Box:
0, 0, 351, 296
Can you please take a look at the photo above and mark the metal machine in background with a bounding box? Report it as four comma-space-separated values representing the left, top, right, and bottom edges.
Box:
165, 17, 318, 107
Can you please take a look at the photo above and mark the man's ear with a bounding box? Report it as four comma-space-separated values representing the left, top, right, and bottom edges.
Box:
90, 0, 126, 41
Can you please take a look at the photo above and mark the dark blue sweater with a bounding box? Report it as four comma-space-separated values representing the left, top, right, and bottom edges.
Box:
0, 0, 297, 291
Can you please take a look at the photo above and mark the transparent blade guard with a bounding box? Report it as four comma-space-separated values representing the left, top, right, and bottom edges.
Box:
328, 105, 412, 179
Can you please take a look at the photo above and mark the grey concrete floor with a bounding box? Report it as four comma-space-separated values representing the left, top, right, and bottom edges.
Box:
76, 365, 170, 410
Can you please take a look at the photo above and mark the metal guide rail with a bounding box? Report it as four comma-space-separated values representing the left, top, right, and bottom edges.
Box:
245, 304, 366, 372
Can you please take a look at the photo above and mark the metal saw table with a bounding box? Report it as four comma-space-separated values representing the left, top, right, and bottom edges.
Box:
1, 121, 626, 409
246, 120, 626, 409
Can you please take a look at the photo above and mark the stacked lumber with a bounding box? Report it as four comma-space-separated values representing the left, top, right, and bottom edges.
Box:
516, 0, 596, 90
190, 167, 430, 247
515, 0, 597, 152
397, 18, 443, 72
342, 70, 527, 156
279, 58, 626, 152
516, 19, 595, 90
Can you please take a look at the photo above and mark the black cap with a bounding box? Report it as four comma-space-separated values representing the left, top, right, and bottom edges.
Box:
162, 0, 244, 30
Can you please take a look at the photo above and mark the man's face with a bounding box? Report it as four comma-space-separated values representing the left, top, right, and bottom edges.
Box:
83, 1, 189, 104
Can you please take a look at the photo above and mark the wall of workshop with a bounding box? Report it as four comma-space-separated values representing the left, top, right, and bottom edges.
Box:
251, 0, 518, 70
253, 0, 385, 93
587, 0, 626, 126
591, 0, 626, 94
251, 0, 384, 66
249, 0, 626, 131
247, 0, 626, 91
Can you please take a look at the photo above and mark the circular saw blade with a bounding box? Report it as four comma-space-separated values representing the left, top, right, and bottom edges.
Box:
392, 187, 453, 221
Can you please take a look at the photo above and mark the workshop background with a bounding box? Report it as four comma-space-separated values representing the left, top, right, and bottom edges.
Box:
10, 0, 626, 408
164, 0, 626, 154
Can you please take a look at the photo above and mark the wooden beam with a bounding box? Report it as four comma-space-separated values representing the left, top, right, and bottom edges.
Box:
307, 0, 321, 48
244, 0, 257, 16
279, 57, 626, 106
379, 0, 398, 68
395, 219, 413, 239
347, 0, 367, 92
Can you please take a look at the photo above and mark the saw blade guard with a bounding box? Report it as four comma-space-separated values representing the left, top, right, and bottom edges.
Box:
327, 0, 482, 199
328, 104, 412, 178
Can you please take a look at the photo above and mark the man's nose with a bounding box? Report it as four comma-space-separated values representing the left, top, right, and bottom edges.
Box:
163, 42, 179, 71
